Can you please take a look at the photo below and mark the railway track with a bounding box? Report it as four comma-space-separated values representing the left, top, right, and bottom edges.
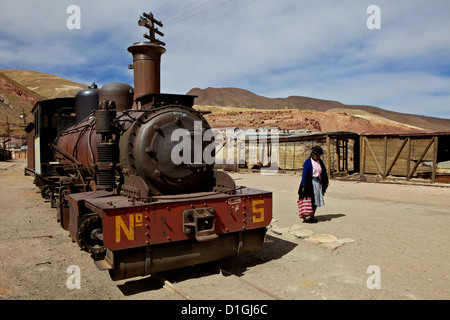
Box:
151, 265, 284, 300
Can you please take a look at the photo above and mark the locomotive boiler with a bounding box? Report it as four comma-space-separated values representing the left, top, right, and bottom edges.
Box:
26, 11, 272, 281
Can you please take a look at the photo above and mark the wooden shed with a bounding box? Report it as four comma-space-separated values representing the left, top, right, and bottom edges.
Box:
214, 128, 361, 177
275, 131, 360, 176
360, 131, 450, 183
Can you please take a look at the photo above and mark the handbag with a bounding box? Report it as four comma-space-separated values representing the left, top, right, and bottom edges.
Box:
297, 197, 314, 218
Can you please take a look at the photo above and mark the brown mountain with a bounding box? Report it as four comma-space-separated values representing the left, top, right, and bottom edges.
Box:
1, 69, 448, 139
0, 69, 87, 138
188, 87, 450, 133
0, 69, 87, 100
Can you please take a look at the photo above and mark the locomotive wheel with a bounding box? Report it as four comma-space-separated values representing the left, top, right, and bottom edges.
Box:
76, 214, 106, 259
41, 185, 53, 200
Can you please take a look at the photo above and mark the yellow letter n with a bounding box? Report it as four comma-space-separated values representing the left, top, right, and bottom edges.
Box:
116, 215, 134, 242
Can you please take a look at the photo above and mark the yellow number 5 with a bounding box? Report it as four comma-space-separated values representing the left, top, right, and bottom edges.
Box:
252, 200, 264, 223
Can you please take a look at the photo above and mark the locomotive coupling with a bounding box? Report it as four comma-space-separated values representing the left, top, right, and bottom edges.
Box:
182, 207, 218, 242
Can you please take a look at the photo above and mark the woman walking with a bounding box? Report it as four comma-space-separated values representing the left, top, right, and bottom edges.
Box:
298, 145, 329, 223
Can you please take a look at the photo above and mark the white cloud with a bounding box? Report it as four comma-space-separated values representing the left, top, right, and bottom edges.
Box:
0, 0, 449, 118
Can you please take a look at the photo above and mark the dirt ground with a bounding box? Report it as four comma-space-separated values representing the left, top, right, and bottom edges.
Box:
0, 159, 449, 300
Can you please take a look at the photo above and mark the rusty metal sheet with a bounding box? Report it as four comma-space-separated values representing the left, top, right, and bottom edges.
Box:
92, 189, 272, 251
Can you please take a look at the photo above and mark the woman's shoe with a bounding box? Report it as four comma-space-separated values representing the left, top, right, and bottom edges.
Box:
304, 217, 318, 223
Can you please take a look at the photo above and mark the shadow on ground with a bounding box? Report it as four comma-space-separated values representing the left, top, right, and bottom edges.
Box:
117, 234, 297, 296
316, 213, 345, 222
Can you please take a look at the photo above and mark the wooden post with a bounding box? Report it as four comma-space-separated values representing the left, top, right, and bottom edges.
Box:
406, 137, 412, 178
326, 135, 331, 178
293, 140, 296, 171
365, 137, 383, 176
407, 138, 435, 180
360, 136, 365, 175
383, 136, 387, 178
344, 139, 348, 171
336, 139, 341, 172
432, 136, 438, 183
385, 138, 408, 178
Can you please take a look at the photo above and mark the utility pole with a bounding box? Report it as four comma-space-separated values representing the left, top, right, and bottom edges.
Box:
138, 11, 165, 47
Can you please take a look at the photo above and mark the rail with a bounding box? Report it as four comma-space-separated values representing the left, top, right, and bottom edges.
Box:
151, 265, 284, 300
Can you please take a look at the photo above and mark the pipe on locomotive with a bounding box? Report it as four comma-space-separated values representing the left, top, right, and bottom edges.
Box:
57, 12, 173, 193
128, 42, 166, 105
128, 11, 166, 107
92, 19, 166, 189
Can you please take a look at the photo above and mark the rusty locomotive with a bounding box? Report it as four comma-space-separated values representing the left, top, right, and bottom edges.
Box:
25, 12, 272, 281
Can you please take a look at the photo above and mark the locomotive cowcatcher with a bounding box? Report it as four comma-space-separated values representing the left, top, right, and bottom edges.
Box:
25, 11, 272, 281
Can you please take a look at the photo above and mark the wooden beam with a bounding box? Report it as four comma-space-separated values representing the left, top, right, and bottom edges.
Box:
364, 137, 384, 176
406, 137, 411, 177
432, 136, 438, 183
326, 136, 331, 177
360, 136, 366, 175
384, 138, 408, 178
383, 136, 387, 177
407, 138, 435, 180
344, 139, 348, 171
336, 139, 340, 172
293, 140, 296, 171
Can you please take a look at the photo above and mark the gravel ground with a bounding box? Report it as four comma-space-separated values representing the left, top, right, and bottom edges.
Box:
1, 159, 449, 301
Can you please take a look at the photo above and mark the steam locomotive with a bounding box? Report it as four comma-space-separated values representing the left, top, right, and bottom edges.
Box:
25, 12, 272, 281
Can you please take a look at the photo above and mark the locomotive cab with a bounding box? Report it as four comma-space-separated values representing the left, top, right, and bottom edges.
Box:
27, 98, 76, 196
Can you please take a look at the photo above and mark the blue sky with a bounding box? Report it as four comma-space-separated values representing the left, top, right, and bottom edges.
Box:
1, 0, 449, 119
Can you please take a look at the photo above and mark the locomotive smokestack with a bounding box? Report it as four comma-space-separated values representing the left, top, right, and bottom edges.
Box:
128, 12, 166, 105
128, 42, 165, 100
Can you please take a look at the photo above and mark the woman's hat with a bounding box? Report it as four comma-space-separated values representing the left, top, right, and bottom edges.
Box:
312, 145, 324, 155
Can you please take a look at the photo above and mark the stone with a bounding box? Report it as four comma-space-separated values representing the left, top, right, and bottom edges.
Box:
319, 241, 344, 251
289, 224, 304, 234
294, 228, 315, 238
271, 227, 290, 235
302, 238, 320, 245
309, 234, 338, 243
337, 238, 356, 244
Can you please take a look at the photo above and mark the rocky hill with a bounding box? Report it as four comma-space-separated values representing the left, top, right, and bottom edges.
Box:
2, 69, 449, 141
189, 87, 450, 133
0, 69, 87, 139
0, 69, 86, 100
